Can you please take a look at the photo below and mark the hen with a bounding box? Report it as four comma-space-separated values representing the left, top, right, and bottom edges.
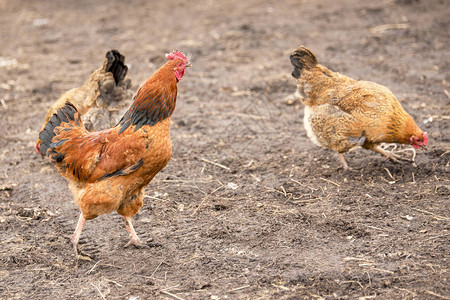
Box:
36, 49, 131, 155
290, 46, 428, 169
38, 51, 190, 255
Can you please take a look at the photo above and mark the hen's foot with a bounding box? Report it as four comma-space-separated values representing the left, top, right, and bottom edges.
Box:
338, 153, 352, 171
375, 144, 416, 162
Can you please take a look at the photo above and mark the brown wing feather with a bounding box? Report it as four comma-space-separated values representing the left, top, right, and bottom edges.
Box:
51, 126, 147, 183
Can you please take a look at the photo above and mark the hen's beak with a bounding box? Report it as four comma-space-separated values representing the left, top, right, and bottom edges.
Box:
186, 63, 192, 68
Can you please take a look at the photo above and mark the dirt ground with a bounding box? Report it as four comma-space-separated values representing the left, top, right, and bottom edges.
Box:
0, 0, 449, 299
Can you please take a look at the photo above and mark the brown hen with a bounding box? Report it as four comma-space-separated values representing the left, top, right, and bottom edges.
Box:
290, 46, 428, 169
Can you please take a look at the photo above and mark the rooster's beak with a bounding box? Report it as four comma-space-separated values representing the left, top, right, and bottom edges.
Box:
186, 63, 192, 68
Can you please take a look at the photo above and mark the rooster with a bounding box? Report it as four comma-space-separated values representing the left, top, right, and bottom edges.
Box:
290, 46, 428, 170
36, 49, 131, 155
38, 51, 190, 255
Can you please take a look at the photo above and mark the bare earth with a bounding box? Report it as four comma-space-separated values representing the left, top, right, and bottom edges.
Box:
0, 0, 449, 299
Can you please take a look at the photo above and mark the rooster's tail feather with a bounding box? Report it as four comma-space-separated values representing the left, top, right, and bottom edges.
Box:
38, 102, 80, 158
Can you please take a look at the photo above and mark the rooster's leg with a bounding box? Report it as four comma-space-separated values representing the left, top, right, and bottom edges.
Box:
121, 216, 146, 248
338, 153, 350, 170
71, 213, 86, 255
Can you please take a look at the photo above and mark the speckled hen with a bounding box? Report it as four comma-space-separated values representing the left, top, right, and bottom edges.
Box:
290, 46, 428, 169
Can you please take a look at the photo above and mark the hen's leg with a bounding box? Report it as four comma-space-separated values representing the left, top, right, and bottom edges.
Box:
121, 216, 146, 248
373, 145, 404, 162
71, 213, 86, 255
374, 144, 416, 162
338, 153, 350, 170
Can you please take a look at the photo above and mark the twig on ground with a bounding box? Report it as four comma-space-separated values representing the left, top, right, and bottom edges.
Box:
161, 290, 185, 300
86, 260, 103, 275
144, 195, 168, 201
200, 157, 230, 170
343, 257, 374, 263
422, 234, 450, 242
91, 283, 106, 300
384, 168, 395, 181
371, 267, 394, 274
104, 278, 123, 287
229, 285, 251, 292
425, 290, 450, 299
292, 199, 320, 204
358, 295, 376, 300
363, 224, 385, 231
191, 183, 225, 216
85, 260, 121, 275
291, 178, 317, 191
411, 208, 449, 221
340, 280, 364, 289
319, 177, 340, 187
269, 187, 290, 198
444, 89, 450, 99
150, 259, 165, 278
393, 287, 417, 296
280, 186, 287, 197
250, 174, 261, 182
271, 283, 290, 291
440, 149, 450, 157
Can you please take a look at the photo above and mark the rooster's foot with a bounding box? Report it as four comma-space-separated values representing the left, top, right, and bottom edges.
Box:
124, 238, 148, 249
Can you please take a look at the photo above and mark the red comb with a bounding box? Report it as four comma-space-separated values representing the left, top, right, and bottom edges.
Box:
165, 50, 188, 62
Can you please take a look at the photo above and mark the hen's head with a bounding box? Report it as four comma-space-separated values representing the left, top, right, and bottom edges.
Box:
409, 132, 428, 149
166, 50, 190, 81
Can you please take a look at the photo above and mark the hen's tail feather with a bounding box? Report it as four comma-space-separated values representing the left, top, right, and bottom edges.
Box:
290, 46, 318, 78
38, 102, 79, 157
105, 50, 128, 84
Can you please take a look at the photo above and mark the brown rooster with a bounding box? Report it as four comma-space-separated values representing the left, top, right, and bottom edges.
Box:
290, 46, 428, 169
38, 51, 190, 255
36, 49, 131, 155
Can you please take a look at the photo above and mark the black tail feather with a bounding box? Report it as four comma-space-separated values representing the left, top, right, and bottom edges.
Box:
290, 46, 318, 78
38, 102, 78, 157
105, 50, 128, 84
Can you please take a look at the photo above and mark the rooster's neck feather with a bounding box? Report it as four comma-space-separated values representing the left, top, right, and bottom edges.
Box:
118, 64, 178, 134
